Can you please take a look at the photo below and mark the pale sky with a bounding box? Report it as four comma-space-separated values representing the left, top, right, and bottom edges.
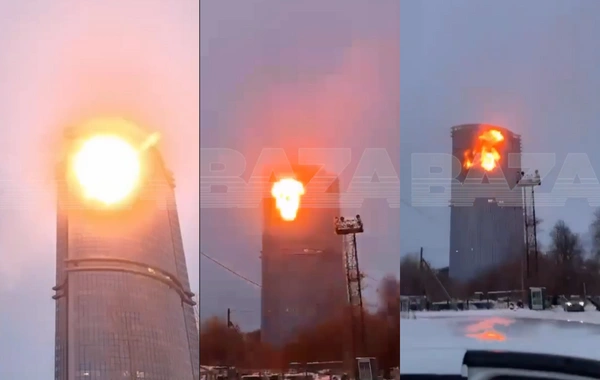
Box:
401, 0, 600, 267
201, 0, 400, 330
0, 1, 199, 378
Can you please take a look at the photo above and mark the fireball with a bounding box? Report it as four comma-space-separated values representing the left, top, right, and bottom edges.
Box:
464, 129, 505, 171
271, 178, 305, 221
72, 135, 141, 205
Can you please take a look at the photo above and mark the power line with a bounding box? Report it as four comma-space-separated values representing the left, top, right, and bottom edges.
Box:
200, 250, 261, 288
200, 249, 390, 295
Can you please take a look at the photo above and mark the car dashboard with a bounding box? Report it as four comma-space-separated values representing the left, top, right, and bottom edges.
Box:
401, 350, 600, 380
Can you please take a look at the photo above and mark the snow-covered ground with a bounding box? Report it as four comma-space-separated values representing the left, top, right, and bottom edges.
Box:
401, 309, 600, 374
412, 306, 600, 323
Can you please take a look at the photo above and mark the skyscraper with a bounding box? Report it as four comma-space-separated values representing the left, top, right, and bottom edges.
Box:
449, 124, 524, 282
261, 165, 347, 347
53, 124, 199, 380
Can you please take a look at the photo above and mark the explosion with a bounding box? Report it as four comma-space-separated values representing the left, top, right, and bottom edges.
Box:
72, 130, 160, 206
271, 178, 305, 221
463, 129, 505, 171
73, 135, 141, 205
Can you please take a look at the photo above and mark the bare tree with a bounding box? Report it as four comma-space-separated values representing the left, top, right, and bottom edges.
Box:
590, 208, 600, 260
200, 317, 246, 366
549, 220, 584, 264
377, 274, 400, 318
399, 253, 421, 295
549, 220, 584, 294
535, 217, 544, 252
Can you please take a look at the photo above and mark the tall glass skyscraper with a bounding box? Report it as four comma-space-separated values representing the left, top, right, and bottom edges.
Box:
53, 127, 199, 380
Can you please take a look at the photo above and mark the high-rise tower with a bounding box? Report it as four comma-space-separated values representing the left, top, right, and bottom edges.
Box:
261, 165, 347, 347
53, 121, 199, 380
449, 124, 524, 282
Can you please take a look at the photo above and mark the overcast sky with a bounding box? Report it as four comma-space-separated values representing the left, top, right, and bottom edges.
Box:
201, 0, 400, 330
5, 1, 600, 377
401, 0, 600, 268
0, 1, 199, 378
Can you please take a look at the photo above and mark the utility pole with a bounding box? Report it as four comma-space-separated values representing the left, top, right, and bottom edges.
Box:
419, 247, 425, 297
227, 308, 234, 328
419, 248, 453, 306
226, 308, 234, 373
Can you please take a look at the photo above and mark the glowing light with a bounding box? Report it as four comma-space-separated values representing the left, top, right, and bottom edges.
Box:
271, 178, 305, 221
465, 317, 513, 342
140, 132, 161, 152
73, 135, 141, 205
466, 330, 507, 342
463, 129, 505, 172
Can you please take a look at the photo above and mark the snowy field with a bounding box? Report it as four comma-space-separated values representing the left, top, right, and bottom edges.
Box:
401, 309, 600, 374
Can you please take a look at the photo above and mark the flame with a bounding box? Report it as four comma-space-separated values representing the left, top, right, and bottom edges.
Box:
70, 126, 160, 206
72, 135, 141, 205
463, 129, 505, 172
271, 178, 305, 221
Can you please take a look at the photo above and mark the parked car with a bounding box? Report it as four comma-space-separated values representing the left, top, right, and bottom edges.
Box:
564, 297, 585, 312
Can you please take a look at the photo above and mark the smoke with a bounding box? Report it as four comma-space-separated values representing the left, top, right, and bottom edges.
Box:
234, 41, 395, 153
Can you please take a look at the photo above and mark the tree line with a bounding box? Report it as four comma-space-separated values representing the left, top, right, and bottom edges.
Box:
200, 275, 399, 372
401, 211, 600, 300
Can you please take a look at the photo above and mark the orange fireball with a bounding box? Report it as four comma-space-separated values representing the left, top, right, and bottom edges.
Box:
464, 129, 505, 172
271, 178, 305, 221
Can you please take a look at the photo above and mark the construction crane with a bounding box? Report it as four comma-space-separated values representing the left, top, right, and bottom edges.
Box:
334, 215, 366, 380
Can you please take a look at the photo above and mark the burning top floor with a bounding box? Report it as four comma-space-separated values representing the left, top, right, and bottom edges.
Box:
451, 124, 522, 183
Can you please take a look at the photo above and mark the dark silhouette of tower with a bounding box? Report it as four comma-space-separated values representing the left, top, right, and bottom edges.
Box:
261, 165, 347, 347
449, 124, 524, 282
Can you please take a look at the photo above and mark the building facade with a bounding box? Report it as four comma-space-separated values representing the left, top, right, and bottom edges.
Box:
54, 138, 199, 379
261, 165, 347, 347
449, 124, 525, 282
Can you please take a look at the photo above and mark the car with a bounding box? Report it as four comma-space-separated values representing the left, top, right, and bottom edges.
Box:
564, 298, 585, 312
